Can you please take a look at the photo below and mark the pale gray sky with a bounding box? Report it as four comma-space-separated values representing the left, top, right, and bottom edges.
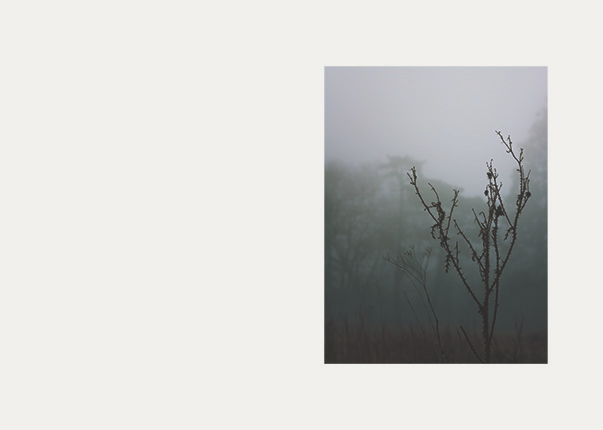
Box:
325, 67, 547, 197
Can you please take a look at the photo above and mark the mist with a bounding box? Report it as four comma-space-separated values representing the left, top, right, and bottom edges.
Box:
325, 67, 547, 197
324, 67, 547, 363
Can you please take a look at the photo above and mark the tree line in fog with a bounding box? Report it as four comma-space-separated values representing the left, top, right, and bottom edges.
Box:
325, 110, 547, 334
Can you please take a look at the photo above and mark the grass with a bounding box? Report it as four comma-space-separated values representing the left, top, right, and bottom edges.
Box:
325, 316, 547, 364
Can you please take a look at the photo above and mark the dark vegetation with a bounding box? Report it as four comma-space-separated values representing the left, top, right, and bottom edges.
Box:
324, 111, 547, 363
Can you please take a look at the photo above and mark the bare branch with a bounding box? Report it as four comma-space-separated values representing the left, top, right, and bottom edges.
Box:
398, 131, 531, 363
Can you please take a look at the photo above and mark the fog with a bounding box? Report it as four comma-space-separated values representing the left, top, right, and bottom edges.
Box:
324, 67, 547, 363
325, 67, 547, 197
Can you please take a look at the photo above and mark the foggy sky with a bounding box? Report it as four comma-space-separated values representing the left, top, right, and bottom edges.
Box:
325, 67, 547, 197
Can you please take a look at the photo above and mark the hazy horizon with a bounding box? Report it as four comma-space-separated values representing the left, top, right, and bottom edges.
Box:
325, 67, 547, 197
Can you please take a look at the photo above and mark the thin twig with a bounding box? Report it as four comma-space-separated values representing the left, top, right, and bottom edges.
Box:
459, 326, 484, 363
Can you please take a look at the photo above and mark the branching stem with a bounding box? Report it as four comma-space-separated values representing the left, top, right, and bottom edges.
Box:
404, 131, 531, 363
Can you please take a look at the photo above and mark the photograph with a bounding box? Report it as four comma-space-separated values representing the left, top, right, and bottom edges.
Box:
325, 67, 547, 363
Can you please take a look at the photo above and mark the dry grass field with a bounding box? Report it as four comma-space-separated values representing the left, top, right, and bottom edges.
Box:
325, 317, 547, 364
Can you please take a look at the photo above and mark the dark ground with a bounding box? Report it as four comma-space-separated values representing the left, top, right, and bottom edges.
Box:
325, 317, 547, 364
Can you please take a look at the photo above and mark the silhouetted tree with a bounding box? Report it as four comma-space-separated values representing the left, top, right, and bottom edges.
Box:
392, 132, 532, 363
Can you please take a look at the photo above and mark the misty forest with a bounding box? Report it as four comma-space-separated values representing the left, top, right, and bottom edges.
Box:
324, 91, 547, 363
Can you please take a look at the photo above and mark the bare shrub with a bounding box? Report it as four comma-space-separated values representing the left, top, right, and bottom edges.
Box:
389, 131, 531, 363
